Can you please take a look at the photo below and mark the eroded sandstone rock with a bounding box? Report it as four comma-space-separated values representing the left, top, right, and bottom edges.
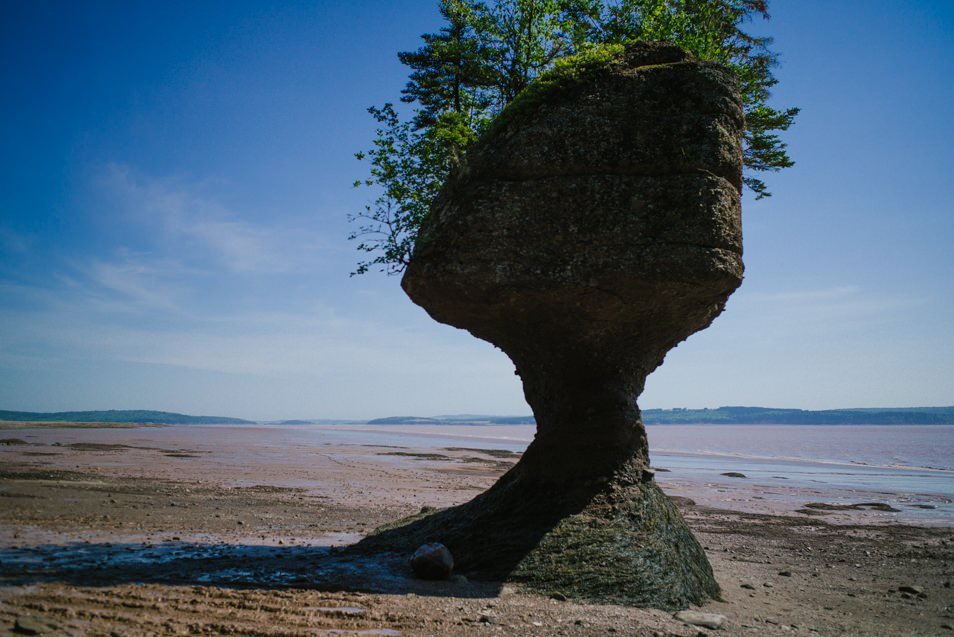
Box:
403, 41, 742, 481
366, 41, 744, 609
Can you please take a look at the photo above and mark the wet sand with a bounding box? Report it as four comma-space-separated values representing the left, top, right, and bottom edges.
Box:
1, 425, 953, 636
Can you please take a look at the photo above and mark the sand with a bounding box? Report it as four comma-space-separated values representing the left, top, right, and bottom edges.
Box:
1, 425, 952, 636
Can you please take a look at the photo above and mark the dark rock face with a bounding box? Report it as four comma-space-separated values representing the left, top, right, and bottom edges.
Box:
403, 41, 743, 481
381, 41, 742, 608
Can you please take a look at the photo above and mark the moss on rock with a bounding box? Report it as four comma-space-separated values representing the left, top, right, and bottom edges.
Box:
487, 43, 627, 135
353, 458, 718, 610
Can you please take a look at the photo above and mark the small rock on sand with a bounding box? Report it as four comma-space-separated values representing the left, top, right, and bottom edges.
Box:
410, 542, 454, 580
721, 472, 747, 478
14, 615, 58, 635
674, 610, 726, 630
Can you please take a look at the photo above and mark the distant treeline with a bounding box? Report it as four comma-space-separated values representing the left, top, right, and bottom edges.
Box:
369, 407, 954, 426
0, 409, 252, 425
644, 406, 954, 425
6, 407, 952, 427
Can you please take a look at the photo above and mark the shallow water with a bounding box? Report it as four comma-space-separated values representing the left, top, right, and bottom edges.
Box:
9, 422, 954, 524
303, 423, 954, 524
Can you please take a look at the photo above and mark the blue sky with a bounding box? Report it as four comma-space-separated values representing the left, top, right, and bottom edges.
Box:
1, 1, 952, 420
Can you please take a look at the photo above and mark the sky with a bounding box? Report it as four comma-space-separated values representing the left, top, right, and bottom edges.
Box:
1, 1, 952, 421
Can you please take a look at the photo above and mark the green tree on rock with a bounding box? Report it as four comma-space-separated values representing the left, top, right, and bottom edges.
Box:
350, 0, 797, 275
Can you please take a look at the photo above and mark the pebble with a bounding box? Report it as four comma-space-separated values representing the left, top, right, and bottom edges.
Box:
410, 542, 454, 580
674, 610, 727, 630
897, 585, 925, 597
740, 583, 755, 590
721, 472, 747, 478
14, 615, 58, 635
778, 570, 792, 577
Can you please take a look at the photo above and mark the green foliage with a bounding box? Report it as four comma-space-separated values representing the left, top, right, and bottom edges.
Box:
398, 0, 494, 144
568, 0, 801, 197
641, 406, 954, 425
348, 104, 447, 275
488, 43, 626, 133
350, 0, 797, 275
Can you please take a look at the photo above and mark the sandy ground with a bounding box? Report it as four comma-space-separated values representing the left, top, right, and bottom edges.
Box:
1, 425, 952, 636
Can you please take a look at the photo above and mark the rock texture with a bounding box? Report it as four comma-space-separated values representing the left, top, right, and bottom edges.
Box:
366, 41, 744, 609
403, 41, 743, 481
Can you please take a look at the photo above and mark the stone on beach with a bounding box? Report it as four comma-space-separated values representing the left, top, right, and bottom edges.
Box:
14, 615, 58, 635
410, 542, 454, 580
674, 610, 727, 630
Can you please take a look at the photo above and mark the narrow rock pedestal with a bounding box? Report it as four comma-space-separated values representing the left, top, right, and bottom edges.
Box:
360, 42, 745, 609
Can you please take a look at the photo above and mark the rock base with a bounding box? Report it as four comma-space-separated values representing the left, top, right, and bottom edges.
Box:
354, 458, 719, 610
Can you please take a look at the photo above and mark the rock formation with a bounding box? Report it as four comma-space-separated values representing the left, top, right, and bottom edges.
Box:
362, 42, 744, 609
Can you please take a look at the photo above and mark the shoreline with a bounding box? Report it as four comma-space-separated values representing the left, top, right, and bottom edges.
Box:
1, 424, 952, 635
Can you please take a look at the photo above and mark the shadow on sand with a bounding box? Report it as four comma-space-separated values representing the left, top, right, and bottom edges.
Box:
0, 539, 503, 598
1, 469, 717, 610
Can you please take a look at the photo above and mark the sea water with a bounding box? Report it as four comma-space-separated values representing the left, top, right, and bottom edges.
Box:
16, 421, 952, 524
304, 423, 954, 524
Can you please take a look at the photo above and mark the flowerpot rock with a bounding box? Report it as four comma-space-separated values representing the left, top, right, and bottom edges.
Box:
361, 41, 744, 610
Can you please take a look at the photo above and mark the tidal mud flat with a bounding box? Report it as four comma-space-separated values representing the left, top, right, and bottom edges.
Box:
1, 425, 953, 636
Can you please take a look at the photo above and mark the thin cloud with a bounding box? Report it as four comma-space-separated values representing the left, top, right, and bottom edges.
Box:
0, 289, 507, 378
98, 163, 328, 274
78, 255, 187, 313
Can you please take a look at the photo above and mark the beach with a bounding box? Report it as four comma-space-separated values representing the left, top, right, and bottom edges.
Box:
1, 423, 953, 635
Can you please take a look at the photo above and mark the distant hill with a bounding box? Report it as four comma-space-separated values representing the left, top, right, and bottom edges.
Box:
644, 406, 954, 425
367, 416, 444, 425
367, 407, 954, 426
0, 409, 252, 425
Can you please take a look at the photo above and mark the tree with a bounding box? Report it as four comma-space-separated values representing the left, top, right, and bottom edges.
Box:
585, 0, 799, 197
347, 104, 445, 275
350, 0, 797, 275
349, 0, 488, 275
